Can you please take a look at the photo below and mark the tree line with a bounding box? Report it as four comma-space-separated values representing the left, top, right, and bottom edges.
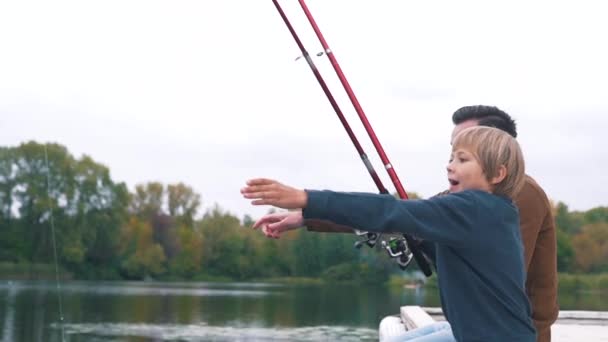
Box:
0, 141, 606, 281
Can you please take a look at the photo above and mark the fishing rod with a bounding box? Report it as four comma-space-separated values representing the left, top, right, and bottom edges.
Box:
271, 0, 388, 197
271, 0, 385, 249
272, 0, 433, 276
296, 0, 408, 198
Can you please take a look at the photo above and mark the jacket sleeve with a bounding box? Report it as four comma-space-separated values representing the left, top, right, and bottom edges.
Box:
304, 219, 355, 233
303, 189, 482, 248
514, 183, 546, 269
514, 178, 559, 338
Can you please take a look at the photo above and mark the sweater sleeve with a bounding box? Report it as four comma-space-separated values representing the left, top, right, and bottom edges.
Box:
303, 189, 482, 247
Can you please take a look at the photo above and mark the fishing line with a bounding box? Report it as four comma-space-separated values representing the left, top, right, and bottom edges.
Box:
44, 145, 66, 342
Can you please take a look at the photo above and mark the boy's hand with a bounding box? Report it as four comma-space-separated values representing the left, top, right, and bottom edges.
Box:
241, 178, 307, 209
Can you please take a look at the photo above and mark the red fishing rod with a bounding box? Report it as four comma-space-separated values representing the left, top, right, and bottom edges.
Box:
271, 0, 388, 196
271, 0, 386, 249
271, 0, 432, 276
297, 0, 408, 199
296, 0, 432, 277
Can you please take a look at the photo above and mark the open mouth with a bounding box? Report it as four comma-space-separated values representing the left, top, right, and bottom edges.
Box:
448, 179, 459, 186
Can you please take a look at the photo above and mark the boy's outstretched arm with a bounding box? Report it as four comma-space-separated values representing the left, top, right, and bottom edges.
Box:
303, 189, 482, 247
241, 178, 483, 247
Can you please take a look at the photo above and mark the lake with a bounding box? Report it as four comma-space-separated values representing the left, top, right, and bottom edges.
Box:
0, 280, 606, 341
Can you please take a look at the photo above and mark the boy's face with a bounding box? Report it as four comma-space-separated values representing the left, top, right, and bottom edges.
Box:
447, 148, 492, 194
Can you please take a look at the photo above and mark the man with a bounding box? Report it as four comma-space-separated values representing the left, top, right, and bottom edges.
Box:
450, 105, 558, 342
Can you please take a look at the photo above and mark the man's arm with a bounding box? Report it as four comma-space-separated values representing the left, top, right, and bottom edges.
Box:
304, 219, 355, 233
514, 180, 546, 269
515, 177, 559, 341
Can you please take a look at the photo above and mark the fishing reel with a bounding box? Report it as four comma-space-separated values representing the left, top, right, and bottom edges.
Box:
353, 230, 381, 249
381, 236, 414, 270
353, 231, 414, 270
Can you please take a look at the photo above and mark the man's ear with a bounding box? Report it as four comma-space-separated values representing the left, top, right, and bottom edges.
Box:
490, 165, 507, 185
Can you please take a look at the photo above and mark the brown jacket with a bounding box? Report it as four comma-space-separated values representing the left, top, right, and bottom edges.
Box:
515, 175, 559, 342
304, 175, 559, 342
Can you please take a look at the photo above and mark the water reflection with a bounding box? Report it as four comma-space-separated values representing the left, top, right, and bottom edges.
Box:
57, 322, 378, 341
1, 281, 277, 297
0, 280, 606, 341
1, 283, 15, 342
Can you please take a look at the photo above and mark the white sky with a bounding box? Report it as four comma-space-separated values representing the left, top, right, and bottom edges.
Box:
1, 0, 606, 220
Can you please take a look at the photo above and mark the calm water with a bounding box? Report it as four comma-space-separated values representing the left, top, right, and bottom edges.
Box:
0, 280, 605, 341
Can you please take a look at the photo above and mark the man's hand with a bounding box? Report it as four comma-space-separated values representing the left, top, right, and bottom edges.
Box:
240, 178, 307, 209
253, 211, 304, 239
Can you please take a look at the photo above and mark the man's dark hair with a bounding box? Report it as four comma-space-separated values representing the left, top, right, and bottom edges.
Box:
452, 105, 517, 138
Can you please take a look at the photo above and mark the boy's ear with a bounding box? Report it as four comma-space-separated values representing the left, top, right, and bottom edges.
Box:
490, 165, 507, 185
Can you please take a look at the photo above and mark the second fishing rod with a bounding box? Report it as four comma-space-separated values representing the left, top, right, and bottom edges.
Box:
271, 0, 433, 277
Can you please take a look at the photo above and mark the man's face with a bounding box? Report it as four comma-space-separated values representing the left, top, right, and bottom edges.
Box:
451, 119, 478, 144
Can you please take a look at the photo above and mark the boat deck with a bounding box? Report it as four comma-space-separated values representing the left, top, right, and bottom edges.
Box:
379, 306, 608, 342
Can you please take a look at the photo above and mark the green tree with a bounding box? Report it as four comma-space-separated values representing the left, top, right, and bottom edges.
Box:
71, 154, 129, 276
167, 183, 201, 227
556, 228, 574, 272
130, 182, 164, 219
119, 216, 166, 279
0, 147, 21, 261
198, 205, 243, 277
583, 207, 608, 225
318, 233, 358, 270
242, 214, 255, 228
169, 225, 203, 278
572, 222, 608, 273
290, 230, 322, 276
554, 202, 582, 234
12, 142, 76, 262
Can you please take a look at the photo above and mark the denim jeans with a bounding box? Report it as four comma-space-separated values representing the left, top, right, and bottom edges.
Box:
385, 321, 455, 342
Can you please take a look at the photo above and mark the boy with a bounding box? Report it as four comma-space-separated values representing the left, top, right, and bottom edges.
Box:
241, 126, 536, 341
451, 105, 558, 342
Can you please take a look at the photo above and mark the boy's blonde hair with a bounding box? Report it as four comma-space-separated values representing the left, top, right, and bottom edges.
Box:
452, 126, 525, 198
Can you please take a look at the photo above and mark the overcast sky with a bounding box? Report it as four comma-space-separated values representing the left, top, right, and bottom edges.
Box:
1, 0, 606, 220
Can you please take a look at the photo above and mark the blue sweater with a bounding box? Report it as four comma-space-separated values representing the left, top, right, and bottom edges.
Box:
303, 189, 536, 342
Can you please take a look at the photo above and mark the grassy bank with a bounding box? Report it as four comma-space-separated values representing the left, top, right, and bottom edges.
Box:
387, 273, 436, 288
4, 261, 605, 293
558, 273, 608, 293
253, 277, 325, 285
0, 262, 72, 280
388, 272, 608, 293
